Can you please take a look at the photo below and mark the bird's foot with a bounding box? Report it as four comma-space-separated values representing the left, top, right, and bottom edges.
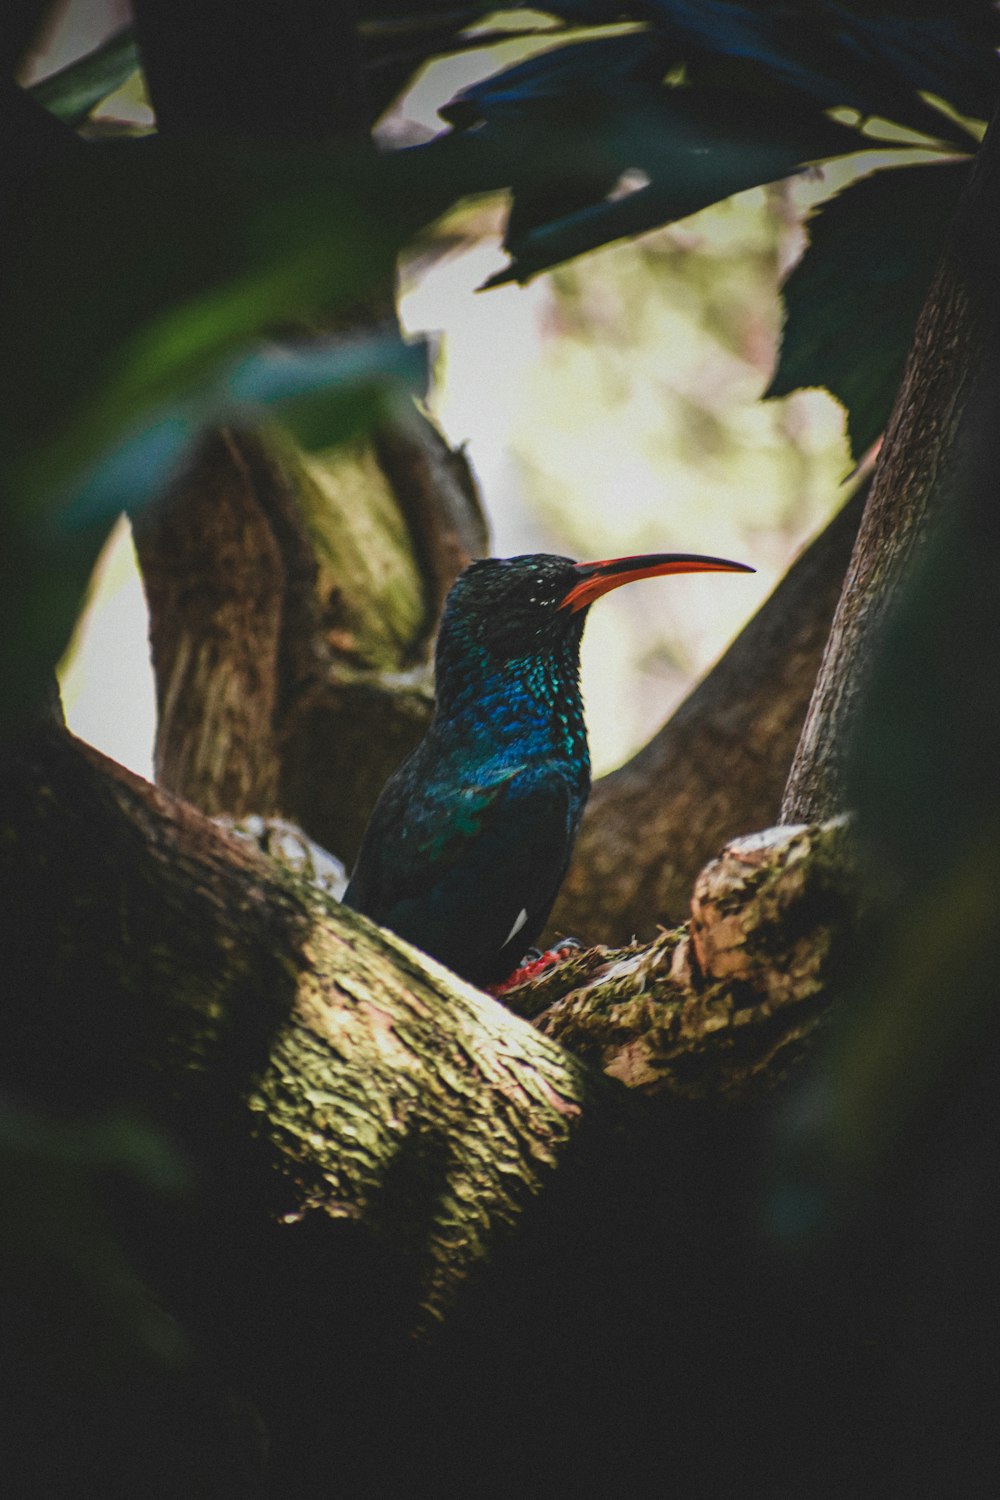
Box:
488, 938, 582, 996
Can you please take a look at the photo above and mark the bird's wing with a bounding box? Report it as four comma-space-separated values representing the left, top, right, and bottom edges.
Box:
347, 760, 579, 986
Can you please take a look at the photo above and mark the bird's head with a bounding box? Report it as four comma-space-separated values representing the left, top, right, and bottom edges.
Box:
434, 550, 754, 693
440, 551, 752, 654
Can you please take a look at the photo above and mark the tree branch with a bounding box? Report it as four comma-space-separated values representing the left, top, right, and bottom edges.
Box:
1, 724, 863, 1296
517, 819, 856, 1099
0, 727, 861, 1489
1, 726, 595, 1328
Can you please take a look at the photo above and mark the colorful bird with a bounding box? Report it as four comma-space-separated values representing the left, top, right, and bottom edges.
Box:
343, 551, 753, 988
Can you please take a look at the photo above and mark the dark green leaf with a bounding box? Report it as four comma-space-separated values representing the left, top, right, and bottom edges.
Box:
766, 157, 968, 458
465, 78, 867, 284
439, 29, 670, 129
521, 2, 997, 141
1, 1100, 190, 1420
833, 9, 998, 124
645, 0, 995, 136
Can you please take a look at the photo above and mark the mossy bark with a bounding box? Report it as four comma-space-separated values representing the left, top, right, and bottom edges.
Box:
0, 725, 590, 1330
2, 728, 859, 1282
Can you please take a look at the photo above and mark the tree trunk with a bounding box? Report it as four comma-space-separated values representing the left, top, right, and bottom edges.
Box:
780, 132, 996, 822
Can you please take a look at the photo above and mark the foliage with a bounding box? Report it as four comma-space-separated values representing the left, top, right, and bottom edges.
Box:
426, 1, 994, 453
766, 155, 968, 457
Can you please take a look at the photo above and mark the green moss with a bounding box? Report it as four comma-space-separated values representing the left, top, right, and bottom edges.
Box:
288, 435, 428, 667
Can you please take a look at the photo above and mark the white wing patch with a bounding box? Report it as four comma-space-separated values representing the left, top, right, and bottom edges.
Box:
501, 907, 529, 949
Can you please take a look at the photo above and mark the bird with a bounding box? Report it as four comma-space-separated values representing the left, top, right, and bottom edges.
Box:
343, 550, 753, 989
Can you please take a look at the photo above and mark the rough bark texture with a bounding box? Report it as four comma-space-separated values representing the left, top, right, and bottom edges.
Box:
0, 724, 856, 1136
549, 483, 865, 943
781, 137, 996, 822
0, 726, 591, 1331
0, 720, 860, 1307
519, 820, 856, 1098
133, 410, 487, 864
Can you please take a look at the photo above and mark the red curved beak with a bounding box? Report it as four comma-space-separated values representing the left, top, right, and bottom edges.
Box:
558, 552, 755, 613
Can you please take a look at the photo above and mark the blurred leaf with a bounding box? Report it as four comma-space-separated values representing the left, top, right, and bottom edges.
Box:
0, 1103, 188, 1195
61, 332, 428, 528
2, 0, 50, 73
2, 138, 444, 517
766, 157, 968, 458
852, 510, 1000, 894
769, 341, 1000, 1216
769, 512, 1000, 1235
833, 479, 1000, 1162
28, 27, 142, 126
0, 327, 426, 722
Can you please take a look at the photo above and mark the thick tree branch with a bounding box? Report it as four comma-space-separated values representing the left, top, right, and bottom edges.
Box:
518, 820, 856, 1099
0, 726, 590, 1329
1, 729, 860, 1284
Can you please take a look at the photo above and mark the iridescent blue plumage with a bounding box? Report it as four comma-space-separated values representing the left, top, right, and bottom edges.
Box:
344, 549, 752, 988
